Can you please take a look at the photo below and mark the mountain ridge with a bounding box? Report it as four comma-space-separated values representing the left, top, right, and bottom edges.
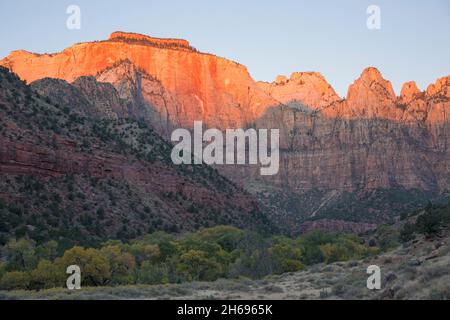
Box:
1, 31, 449, 230
1, 32, 448, 124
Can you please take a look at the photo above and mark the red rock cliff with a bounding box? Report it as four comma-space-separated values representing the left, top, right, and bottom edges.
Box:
0, 32, 279, 130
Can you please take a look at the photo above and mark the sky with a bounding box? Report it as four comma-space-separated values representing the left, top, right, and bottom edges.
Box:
0, 0, 449, 97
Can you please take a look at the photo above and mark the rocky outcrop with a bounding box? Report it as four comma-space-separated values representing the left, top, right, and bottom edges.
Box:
95, 59, 180, 135
31, 76, 127, 120
426, 75, 450, 98
257, 72, 341, 111
319, 67, 401, 120
346, 67, 397, 116
31, 78, 94, 115
400, 81, 421, 104
108, 31, 192, 50
72, 76, 128, 118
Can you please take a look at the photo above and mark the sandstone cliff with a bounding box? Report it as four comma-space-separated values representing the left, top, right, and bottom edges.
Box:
257, 72, 341, 111
0, 32, 279, 132
1, 32, 449, 229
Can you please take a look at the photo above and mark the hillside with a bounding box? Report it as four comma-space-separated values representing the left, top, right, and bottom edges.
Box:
0, 66, 274, 247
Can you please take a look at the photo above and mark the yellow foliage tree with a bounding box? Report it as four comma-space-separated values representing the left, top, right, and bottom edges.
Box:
54, 246, 111, 286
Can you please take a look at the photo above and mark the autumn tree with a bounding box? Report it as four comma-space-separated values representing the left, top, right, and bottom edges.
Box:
54, 246, 111, 286
30, 260, 62, 289
0, 271, 30, 290
100, 245, 136, 285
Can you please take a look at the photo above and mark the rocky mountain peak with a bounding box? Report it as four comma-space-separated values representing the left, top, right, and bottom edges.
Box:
359, 67, 384, 81
257, 71, 341, 110
347, 67, 396, 99
274, 75, 288, 84
400, 81, 421, 104
344, 67, 398, 118
426, 75, 450, 98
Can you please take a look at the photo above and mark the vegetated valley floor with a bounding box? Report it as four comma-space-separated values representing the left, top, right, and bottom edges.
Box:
1, 228, 449, 300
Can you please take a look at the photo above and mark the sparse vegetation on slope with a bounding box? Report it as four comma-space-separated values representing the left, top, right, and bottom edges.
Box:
0, 66, 275, 246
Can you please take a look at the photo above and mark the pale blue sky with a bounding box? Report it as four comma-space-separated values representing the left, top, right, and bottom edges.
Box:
0, 0, 449, 97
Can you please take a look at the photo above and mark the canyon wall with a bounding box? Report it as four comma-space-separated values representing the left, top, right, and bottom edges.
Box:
1, 32, 449, 196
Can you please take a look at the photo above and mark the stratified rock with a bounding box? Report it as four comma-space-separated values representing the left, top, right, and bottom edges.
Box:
258, 72, 341, 111
1, 31, 279, 130
323, 67, 401, 120
400, 81, 420, 104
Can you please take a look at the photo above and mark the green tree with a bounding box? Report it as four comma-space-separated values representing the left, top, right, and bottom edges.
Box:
35, 240, 58, 261
319, 243, 350, 264
194, 226, 245, 252
176, 250, 222, 282
100, 245, 136, 285
0, 271, 30, 290
416, 211, 443, 237
139, 232, 179, 261
30, 260, 62, 289
4, 238, 37, 271
54, 246, 111, 286
126, 243, 161, 265
400, 223, 416, 243
268, 243, 304, 273
0, 261, 6, 280
138, 261, 169, 285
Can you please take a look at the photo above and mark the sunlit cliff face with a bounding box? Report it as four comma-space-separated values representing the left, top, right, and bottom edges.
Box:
1, 31, 449, 129
0, 32, 280, 131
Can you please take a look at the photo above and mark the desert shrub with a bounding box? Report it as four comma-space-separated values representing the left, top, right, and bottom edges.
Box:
419, 264, 449, 284
298, 231, 333, 264
429, 284, 450, 300
375, 225, 400, 251
400, 223, 416, 243
416, 211, 443, 237
416, 204, 450, 237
